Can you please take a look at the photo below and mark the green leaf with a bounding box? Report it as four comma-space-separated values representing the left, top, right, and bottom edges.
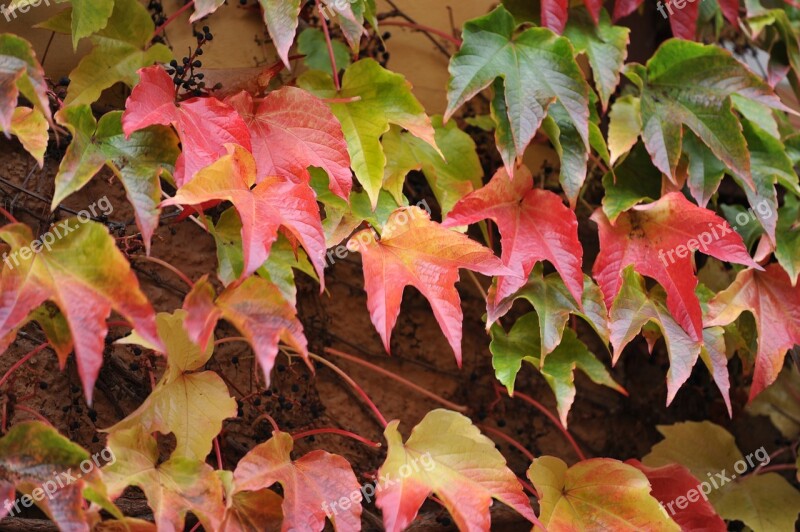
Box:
53, 106, 179, 253
776, 194, 800, 284
383, 115, 482, 215
1, 107, 48, 166
446, 6, 589, 176
634, 39, 785, 187
69, 0, 114, 47
542, 101, 588, 207
0, 34, 51, 132
684, 131, 727, 208
607, 95, 642, 165
601, 143, 660, 223
107, 311, 236, 461
644, 421, 800, 532
298, 59, 437, 207
491, 314, 624, 426
720, 204, 764, 250
259, 0, 302, 67
298, 27, 351, 73
55, 0, 172, 107
563, 8, 630, 111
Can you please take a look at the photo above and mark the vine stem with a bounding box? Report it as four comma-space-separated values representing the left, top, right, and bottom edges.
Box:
213, 437, 224, 469
214, 336, 248, 346
153, 0, 196, 39
0, 342, 50, 390
14, 405, 53, 426
752, 446, 791, 475
317, 0, 341, 91
508, 387, 587, 461
379, 20, 462, 47
252, 412, 281, 433
293, 428, 382, 448
479, 424, 535, 462
308, 352, 388, 427
0, 206, 18, 224
324, 347, 468, 413
756, 463, 797, 474
130, 255, 194, 289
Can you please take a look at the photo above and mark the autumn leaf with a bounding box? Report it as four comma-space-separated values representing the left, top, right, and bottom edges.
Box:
626, 460, 726, 532
220, 484, 283, 532
444, 165, 583, 325
0, 421, 117, 530
0, 221, 163, 402
377, 409, 535, 531
233, 431, 361, 531
108, 311, 237, 461
705, 263, 800, 400
446, 6, 589, 177
0, 34, 50, 133
350, 206, 508, 365
54, 106, 180, 254
611, 0, 737, 39
182, 275, 310, 388
607, 96, 642, 165
592, 192, 759, 343
298, 28, 352, 73
298, 58, 437, 207
529, 456, 679, 531
191, 0, 225, 22
644, 421, 800, 531
226, 87, 352, 199
104, 427, 226, 532
122, 65, 251, 186
1, 106, 47, 166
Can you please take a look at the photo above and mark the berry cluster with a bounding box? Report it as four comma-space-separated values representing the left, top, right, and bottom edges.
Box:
165, 26, 215, 98
147, 0, 167, 44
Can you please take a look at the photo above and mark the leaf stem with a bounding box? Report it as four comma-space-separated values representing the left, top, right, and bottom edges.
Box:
252, 412, 280, 433
214, 336, 248, 346
379, 20, 462, 47
293, 428, 382, 448
479, 424, 535, 462
213, 437, 224, 469
130, 255, 194, 289
13, 405, 53, 426
317, 0, 341, 91
0, 205, 18, 224
324, 347, 468, 413
509, 387, 587, 461
755, 463, 798, 474
153, 0, 196, 39
308, 352, 389, 428
0, 343, 50, 390
465, 270, 488, 302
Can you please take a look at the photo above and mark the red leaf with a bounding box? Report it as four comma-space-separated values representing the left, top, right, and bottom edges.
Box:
541, 0, 569, 33
626, 460, 727, 532
706, 264, 800, 400
350, 207, 508, 365
592, 192, 759, 342
583, 0, 603, 23
162, 145, 326, 284
612, 0, 642, 21
122, 66, 251, 186
443, 166, 583, 324
718, 0, 740, 25
234, 431, 361, 531
226, 88, 352, 200
668, 0, 701, 40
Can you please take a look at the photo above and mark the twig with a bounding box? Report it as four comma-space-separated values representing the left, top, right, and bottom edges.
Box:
465, 270, 488, 302
509, 387, 587, 461
0, 205, 18, 224
379, 20, 462, 47
479, 424, 535, 462
129, 255, 194, 288
0, 343, 50, 390
153, 0, 196, 39
293, 428, 382, 448
380, 2, 453, 58
317, 0, 341, 91
13, 405, 53, 426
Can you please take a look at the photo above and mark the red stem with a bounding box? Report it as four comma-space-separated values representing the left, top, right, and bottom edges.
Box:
132, 255, 194, 288
293, 428, 381, 448
153, 0, 196, 39
510, 388, 587, 461
309, 353, 388, 427
755, 463, 797, 475
0, 206, 18, 224
13, 405, 53, 426
380, 20, 462, 47
324, 347, 467, 413
252, 413, 280, 433
0, 343, 50, 390
479, 424, 535, 462
214, 337, 248, 346
317, 0, 341, 91
213, 437, 224, 469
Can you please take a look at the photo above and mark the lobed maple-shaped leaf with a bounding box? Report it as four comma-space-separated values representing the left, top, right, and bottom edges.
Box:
162, 145, 326, 283
350, 206, 508, 365
104, 427, 226, 532
234, 430, 361, 531
443, 165, 583, 325
377, 409, 535, 531
529, 456, 679, 531
226, 87, 352, 199
0, 221, 163, 402
298, 59, 437, 207
183, 274, 310, 388
220, 483, 283, 532
54, 106, 179, 254
592, 192, 758, 343
626, 39, 787, 187
626, 460, 726, 531
446, 6, 590, 177
644, 421, 800, 531
1, 106, 47, 166
108, 311, 237, 460
490, 313, 624, 426
122, 65, 251, 186
0, 34, 50, 133
0, 421, 116, 531
705, 263, 800, 400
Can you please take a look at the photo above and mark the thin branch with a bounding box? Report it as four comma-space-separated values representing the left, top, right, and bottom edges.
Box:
293, 428, 382, 448
317, 0, 341, 91
153, 0, 196, 39
0, 343, 50, 390
479, 424, 535, 462
509, 387, 587, 461
379, 20, 462, 48
0, 205, 18, 224
13, 405, 53, 426
129, 255, 194, 289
